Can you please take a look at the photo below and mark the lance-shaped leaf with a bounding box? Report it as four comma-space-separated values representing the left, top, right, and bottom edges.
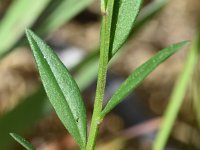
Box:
101, 41, 189, 118
10, 133, 35, 150
26, 29, 87, 149
38, 0, 94, 35
109, 0, 142, 58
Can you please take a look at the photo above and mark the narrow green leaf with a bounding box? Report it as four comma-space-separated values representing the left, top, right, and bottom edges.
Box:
25, 29, 87, 149
0, 0, 50, 56
38, 0, 94, 35
109, 0, 142, 58
10, 133, 35, 150
0, 51, 99, 150
101, 41, 189, 118
153, 37, 199, 150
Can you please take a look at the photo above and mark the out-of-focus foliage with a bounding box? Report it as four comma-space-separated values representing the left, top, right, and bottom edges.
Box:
2, 0, 193, 150
0, 0, 51, 56
0, 87, 48, 150
0, 0, 94, 57
153, 34, 200, 150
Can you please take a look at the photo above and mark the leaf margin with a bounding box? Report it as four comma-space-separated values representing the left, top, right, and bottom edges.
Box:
25, 29, 87, 149
10, 133, 35, 150
101, 41, 189, 118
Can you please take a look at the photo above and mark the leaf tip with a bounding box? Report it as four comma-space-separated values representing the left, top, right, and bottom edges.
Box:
25, 28, 34, 44
174, 40, 190, 51
25, 28, 34, 39
25, 29, 41, 53
178, 40, 190, 47
10, 132, 19, 140
25, 28, 31, 36
9, 132, 14, 137
10, 132, 18, 141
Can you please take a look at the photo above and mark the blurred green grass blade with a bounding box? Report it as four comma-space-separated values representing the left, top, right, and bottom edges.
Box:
38, 0, 94, 35
109, 0, 142, 59
0, 0, 50, 56
10, 133, 35, 150
153, 39, 199, 150
0, 87, 49, 150
192, 69, 200, 129
74, 52, 99, 91
26, 29, 87, 149
74, 48, 121, 91
75, 59, 98, 91
134, 0, 168, 32
191, 33, 200, 131
101, 41, 188, 118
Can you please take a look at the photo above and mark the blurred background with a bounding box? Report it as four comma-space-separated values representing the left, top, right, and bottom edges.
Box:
0, 0, 200, 149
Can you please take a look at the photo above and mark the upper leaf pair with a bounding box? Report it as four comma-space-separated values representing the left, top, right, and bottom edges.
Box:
22, 1, 143, 149
11, 0, 189, 150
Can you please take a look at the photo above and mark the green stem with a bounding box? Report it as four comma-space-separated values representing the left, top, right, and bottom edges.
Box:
86, 14, 108, 150
86, 1, 114, 149
85, 51, 108, 150
86, 17, 110, 149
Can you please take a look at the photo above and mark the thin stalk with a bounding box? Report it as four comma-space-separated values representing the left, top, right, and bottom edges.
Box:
85, 44, 108, 150
86, 0, 114, 149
